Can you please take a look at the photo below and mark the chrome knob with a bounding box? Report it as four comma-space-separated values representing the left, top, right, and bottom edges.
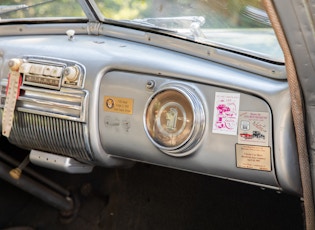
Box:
64, 66, 79, 82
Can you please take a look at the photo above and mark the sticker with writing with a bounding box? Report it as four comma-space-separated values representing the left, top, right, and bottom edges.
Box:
104, 96, 133, 115
212, 92, 240, 135
236, 144, 271, 171
238, 111, 269, 146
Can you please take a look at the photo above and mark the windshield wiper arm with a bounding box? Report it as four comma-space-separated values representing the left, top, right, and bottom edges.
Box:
0, 0, 55, 17
0, 4, 28, 14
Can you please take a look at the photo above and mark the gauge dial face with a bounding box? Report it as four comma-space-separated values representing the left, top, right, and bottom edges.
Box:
146, 90, 194, 149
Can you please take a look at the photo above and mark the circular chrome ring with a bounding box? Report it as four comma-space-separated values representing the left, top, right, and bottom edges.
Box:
144, 84, 205, 157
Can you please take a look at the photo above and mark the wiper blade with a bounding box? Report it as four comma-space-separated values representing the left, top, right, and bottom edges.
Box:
120, 16, 206, 39
118, 19, 175, 32
131, 16, 205, 29
0, 0, 55, 17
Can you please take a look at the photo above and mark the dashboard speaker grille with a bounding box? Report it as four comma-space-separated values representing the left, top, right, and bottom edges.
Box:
4, 111, 93, 161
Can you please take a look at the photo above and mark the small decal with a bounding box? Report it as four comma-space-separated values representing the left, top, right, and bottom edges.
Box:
103, 96, 133, 115
104, 115, 131, 133
238, 111, 269, 146
105, 98, 115, 109
236, 144, 271, 171
212, 92, 240, 135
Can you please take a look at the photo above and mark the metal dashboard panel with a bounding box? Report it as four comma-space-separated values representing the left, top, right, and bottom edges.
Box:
0, 33, 301, 193
99, 71, 277, 188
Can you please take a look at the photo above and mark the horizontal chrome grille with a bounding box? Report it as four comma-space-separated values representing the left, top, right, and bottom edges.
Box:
0, 78, 92, 161
4, 110, 93, 161
1, 79, 87, 122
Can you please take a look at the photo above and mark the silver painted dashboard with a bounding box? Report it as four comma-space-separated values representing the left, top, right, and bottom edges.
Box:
0, 25, 301, 195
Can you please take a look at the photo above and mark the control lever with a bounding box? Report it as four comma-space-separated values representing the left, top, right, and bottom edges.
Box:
0, 148, 77, 221
9, 154, 30, 180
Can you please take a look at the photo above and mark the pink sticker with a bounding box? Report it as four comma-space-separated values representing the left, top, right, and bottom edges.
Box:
212, 92, 240, 135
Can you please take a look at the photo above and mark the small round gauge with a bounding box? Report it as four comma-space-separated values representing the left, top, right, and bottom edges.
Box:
144, 85, 205, 156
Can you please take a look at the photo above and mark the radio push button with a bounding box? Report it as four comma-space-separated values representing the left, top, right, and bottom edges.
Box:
29, 64, 44, 75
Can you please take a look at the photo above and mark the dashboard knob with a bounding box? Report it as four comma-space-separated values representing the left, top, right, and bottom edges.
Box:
8, 58, 23, 71
64, 66, 79, 82
66, 29, 75, 40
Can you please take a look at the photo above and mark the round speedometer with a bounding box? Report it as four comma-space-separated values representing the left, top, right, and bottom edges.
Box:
144, 85, 205, 156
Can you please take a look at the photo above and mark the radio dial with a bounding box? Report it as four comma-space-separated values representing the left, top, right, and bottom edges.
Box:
64, 66, 79, 82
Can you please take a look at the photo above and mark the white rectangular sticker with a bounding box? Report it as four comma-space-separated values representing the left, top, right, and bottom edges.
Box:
212, 92, 240, 135
238, 111, 269, 146
236, 144, 271, 171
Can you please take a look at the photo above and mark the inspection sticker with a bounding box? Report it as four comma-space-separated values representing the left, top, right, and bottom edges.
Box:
238, 111, 269, 146
104, 96, 133, 115
212, 92, 240, 135
236, 144, 271, 171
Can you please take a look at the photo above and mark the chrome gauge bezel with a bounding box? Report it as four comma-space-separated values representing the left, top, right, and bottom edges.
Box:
144, 84, 206, 157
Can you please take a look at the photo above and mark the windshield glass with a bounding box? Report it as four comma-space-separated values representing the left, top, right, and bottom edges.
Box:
95, 0, 283, 63
0, 0, 283, 63
0, 0, 86, 20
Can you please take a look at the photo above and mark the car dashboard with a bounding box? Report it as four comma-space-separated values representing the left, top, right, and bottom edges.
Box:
0, 22, 301, 196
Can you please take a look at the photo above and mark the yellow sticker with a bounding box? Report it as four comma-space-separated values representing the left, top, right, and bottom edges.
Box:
236, 144, 271, 171
104, 96, 133, 115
